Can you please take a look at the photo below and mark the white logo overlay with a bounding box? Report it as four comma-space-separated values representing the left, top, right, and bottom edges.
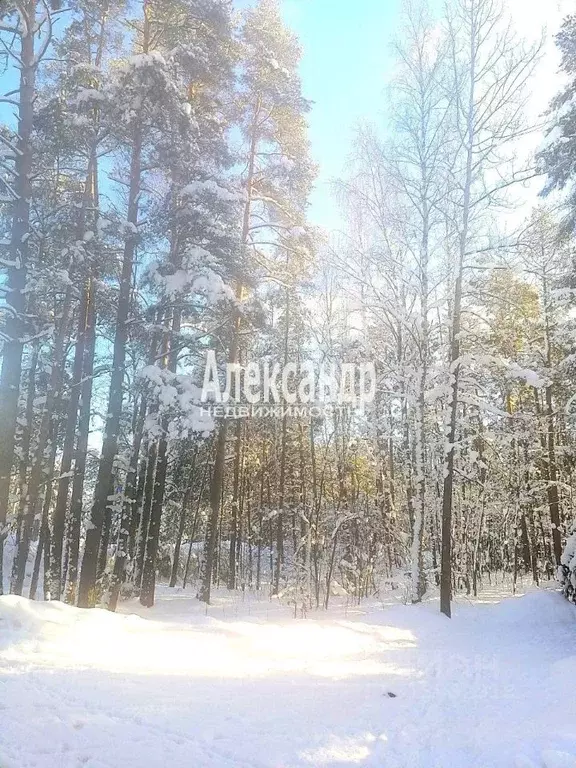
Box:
199, 351, 376, 419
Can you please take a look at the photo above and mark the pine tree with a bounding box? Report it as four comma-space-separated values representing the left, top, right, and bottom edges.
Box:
198, 0, 315, 604
0, 0, 59, 593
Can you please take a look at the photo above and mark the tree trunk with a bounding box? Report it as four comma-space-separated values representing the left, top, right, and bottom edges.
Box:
441, 7, 477, 618
65, 280, 96, 603
133, 439, 157, 591
108, 397, 146, 611
228, 419, 242, 590
139, 309, 179, 607
50, 287, 90, 599
182, 459, 210, 590
545, 383, 562, 564
273, 290, 291, 596
139, 432, 168, 607
11, 290, 72, 596
169, 448, 198, 588
0, 0, 37, 594
198, 429, 226, 603
199, 99, 259, 603
77, 118, 143, 607
411, 196, 429, 603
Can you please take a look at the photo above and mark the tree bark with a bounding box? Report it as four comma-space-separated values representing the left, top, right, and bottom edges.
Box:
65, 280, 96, 603
107, 398, 146, 611
11, 290, 72, 595
50, 287, 90, 599
77, 117, 143, 607
0, 0, 37, 594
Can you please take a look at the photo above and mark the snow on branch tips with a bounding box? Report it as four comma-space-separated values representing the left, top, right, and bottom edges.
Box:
139, 365, 214, 439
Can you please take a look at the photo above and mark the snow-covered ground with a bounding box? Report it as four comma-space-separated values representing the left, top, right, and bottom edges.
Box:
1, 584, 576, 768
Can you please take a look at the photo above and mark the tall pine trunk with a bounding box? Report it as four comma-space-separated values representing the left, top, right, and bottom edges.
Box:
65, 280, 96, 603
0, 0, 37, 594
198, 102, 259, 604
170, 447, 198, 588
272, 290, 290, 596
107, 397, 146, 610
11, 291, 72, 595
50, 287, 90, 599
77, 118, 144, 607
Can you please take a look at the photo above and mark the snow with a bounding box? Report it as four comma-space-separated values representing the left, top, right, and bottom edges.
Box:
71, 88, 106, 105
180, 179, 240, 202
1, 586, 575, 768
507, 362, 548, 389
147, 254, 234, 303
138, 365, 214, 437
561, 532, 576, 567
542, 752, 576, 768
121, 51, 167, 70
539, 124, 564, 153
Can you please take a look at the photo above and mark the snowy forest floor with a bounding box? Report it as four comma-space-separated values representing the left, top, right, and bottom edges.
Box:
1, 583, 576, 768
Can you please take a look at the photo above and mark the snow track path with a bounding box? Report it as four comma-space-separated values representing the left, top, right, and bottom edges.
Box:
1, 588, 575, 768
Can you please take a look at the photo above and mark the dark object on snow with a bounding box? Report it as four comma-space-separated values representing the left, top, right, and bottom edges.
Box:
385, 691, 397, 698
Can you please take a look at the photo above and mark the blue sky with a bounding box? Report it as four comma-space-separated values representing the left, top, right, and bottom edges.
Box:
279, 0, 570, 232
281, 0, 402, 230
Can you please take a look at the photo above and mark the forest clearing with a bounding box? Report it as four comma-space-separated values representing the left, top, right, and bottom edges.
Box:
3, 0, 576, 763
2, 583, 576, 768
